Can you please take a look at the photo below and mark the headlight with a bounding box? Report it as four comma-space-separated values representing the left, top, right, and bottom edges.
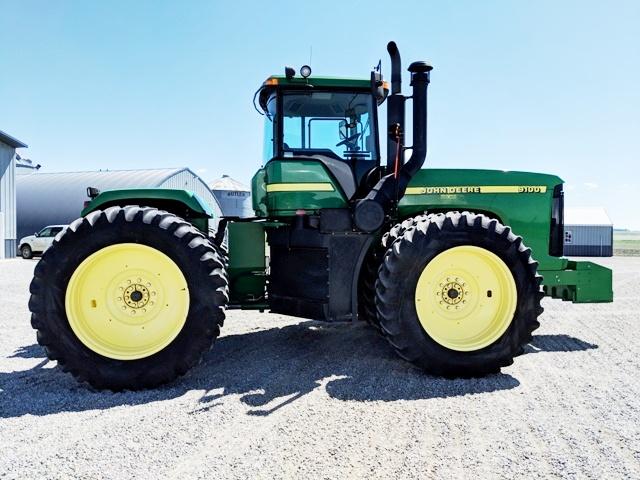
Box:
300, 65, 312, 78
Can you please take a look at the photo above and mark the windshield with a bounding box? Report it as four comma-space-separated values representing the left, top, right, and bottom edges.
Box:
281, 91, 378, 162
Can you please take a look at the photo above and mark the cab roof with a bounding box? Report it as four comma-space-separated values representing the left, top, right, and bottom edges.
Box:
263, 75, 378, 90
258, 75, 389, 112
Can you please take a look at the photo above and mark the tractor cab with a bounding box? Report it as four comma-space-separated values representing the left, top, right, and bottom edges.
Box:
253, 48, 432, 234
257, 72, 389, 201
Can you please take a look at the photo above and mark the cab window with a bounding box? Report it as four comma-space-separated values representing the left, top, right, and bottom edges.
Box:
281, 91, 378, 162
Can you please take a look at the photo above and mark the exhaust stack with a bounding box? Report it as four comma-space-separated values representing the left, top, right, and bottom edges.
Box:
353, 44, 433, 233
386, 41, 406, 173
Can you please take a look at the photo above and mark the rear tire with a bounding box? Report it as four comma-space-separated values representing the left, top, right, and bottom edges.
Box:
376, 211, 542, 377
29, 206, 228, 391
21, 245, 33, 259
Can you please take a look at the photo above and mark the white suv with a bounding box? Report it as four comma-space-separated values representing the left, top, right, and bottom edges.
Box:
19, 225, 66, 259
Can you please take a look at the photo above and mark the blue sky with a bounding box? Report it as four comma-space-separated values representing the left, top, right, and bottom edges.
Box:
2, 0, 639, 228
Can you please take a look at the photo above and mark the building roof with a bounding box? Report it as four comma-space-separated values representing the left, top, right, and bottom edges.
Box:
16, 167, 185, 187
209, 174, 250, 192
565, 207, 613, 226
0, 130, 28, 148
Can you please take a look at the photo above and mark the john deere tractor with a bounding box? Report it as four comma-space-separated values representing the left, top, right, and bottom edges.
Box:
29, 42, 613, 390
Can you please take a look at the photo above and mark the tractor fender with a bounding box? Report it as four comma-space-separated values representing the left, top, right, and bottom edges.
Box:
81, 188, 215, 233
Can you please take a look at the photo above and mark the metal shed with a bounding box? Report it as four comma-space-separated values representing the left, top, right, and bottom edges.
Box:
16, 167, 223, 242
0, 130, 28, 258
209, 174, 253, 218
563, 207, 613, 257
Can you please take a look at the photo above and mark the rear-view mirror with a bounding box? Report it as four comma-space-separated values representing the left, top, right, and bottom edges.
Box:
339, 120, 347, 140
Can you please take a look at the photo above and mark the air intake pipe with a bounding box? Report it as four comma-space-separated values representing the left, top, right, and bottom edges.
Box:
397, 61, 432, 189
353, 47, 433, 233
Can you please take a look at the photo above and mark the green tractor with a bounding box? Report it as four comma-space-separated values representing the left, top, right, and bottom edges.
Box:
29, 42, 613, 390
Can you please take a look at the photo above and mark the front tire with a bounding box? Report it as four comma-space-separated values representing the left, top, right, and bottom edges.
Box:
29, 206, 228, 390
376, 211, 543, 377
21, 245, 33, 259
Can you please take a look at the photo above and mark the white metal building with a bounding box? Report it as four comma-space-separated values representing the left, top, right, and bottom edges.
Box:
563, 207, 613, 257
0, 130, 28, 258
209, 174, 253, 218
16, 168, 223, 242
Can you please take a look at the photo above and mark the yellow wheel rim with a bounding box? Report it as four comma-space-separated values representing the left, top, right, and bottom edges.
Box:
65, 243, 190, 360
414, 245, 517, 351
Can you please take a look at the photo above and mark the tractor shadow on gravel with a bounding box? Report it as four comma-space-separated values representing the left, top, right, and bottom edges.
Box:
0, 323, 597, 419
522, 334, 598, 355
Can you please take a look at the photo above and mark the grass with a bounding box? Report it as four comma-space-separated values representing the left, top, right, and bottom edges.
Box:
614, 231, 640, 256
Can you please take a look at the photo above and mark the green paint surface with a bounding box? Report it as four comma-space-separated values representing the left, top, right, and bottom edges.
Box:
262, 160, 347, 214
227, 221, 267, 305
264, 75, 372, 89
540, 261, 613, 302
82, 188, 214, 232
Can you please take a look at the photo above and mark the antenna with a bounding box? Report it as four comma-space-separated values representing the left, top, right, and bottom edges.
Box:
309, 46, 313, 66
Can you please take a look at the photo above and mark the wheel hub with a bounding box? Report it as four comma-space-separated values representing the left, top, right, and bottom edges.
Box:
118, 279, 155, 314
438, 278, 468, 308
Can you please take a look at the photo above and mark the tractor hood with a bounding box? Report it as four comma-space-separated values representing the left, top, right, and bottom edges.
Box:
406, 168, 563, 192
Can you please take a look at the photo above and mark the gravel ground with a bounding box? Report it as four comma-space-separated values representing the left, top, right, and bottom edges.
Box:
0, 257, 639, 479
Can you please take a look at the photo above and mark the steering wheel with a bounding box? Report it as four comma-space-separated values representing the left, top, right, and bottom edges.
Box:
336, 132, 361, 147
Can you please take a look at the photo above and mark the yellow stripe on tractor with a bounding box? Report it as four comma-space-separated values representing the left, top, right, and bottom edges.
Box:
266, 183, 335, 192
405, 185, 548, 195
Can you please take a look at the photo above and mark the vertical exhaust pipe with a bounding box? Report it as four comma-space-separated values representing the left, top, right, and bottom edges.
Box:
386, 42, 405, 173
387, 41, 402, 94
